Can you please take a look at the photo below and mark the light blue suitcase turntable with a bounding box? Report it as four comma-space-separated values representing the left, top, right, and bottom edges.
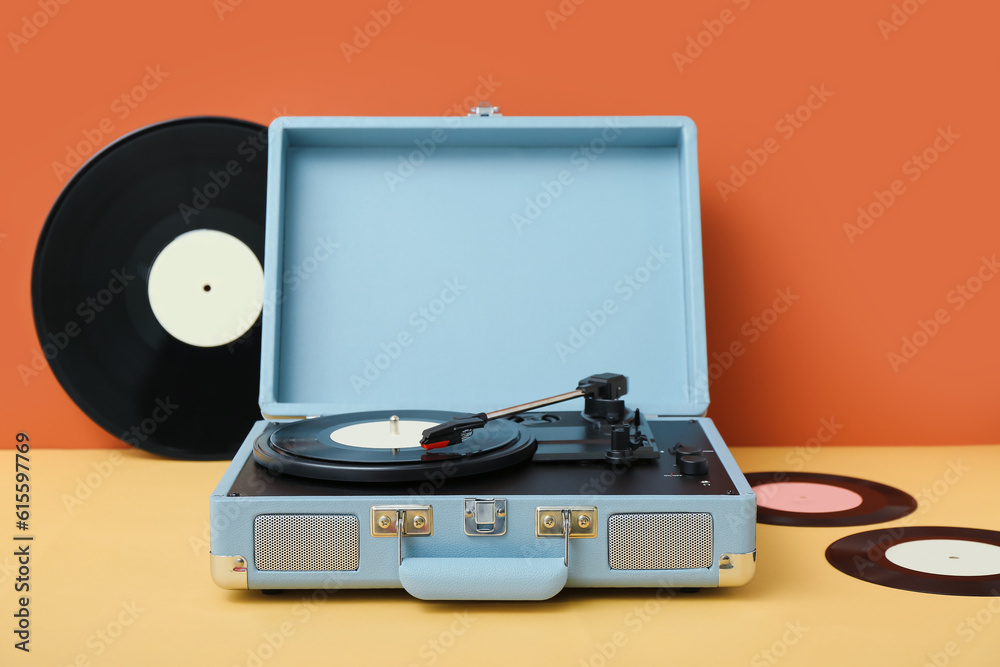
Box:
210, 109, 756, 600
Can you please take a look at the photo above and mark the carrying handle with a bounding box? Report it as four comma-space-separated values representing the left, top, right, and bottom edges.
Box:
398, 557, 567, 601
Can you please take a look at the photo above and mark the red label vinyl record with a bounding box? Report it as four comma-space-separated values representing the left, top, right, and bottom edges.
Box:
745, 472, 917, 527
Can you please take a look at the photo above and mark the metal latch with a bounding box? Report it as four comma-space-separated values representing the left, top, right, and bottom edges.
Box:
469, 102, 501, 117
535, 507, 597, 566
464, 498, 507, 536
371, 505, 432, 565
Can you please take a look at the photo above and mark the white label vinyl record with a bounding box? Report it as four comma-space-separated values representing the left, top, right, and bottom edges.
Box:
31, 117, 267, 459
148, 229, 264, 347
884, 539, 1000, 577
329, 419, 440, 449
826, 526, 1000, 596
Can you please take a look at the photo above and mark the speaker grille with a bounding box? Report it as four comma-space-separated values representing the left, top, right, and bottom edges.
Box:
254, 514, 359, 572
608, 513, 713, 570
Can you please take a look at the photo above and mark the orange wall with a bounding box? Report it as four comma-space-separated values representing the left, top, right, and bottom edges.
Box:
2, 0, 997, 449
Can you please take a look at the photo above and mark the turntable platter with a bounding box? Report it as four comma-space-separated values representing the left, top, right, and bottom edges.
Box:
252, 410, 537, 483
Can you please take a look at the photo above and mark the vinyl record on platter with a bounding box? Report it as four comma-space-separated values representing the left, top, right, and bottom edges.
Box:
746, 472, 917, 527
826, 526, 1000, 596
253, 410, 538, 482
31, 117, 268, 460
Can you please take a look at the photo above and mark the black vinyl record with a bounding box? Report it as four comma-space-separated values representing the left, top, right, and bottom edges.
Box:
745, 472, 917, 527
826, 526, 1000, 597
254, 411, 538, 482
31, 117, 267, 460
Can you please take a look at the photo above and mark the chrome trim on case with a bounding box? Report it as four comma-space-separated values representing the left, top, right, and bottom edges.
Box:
211, 553, 249, 590
717, 551, 756, 587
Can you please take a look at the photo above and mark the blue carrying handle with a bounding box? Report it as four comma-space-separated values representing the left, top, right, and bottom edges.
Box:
398, 557, 568, 600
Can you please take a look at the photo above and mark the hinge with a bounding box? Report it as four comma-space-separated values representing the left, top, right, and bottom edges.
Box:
469, 102, 501, 117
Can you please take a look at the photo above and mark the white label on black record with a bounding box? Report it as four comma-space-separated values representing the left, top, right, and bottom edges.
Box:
147, 229, 263, 347
884, 539, 1000, 577
330, 420, 440, 449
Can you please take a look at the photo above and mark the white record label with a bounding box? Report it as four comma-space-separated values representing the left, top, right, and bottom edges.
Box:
147, 229, 263, 347
884, 539, 1000, 577
330, 420, 440, 449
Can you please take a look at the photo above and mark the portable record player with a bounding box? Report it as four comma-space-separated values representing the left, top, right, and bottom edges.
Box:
209, 110, 756, 600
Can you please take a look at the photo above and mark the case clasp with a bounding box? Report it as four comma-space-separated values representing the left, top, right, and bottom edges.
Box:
464, 498, 507, 536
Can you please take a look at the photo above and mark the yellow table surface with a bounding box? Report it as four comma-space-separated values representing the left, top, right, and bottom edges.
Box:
4, 445, 999, 666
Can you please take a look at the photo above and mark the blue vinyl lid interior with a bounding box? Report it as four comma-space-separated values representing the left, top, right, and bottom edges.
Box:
260, 116, 708, 418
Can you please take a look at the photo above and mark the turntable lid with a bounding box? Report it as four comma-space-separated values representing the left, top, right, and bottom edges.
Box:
260, 115, 709, 418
